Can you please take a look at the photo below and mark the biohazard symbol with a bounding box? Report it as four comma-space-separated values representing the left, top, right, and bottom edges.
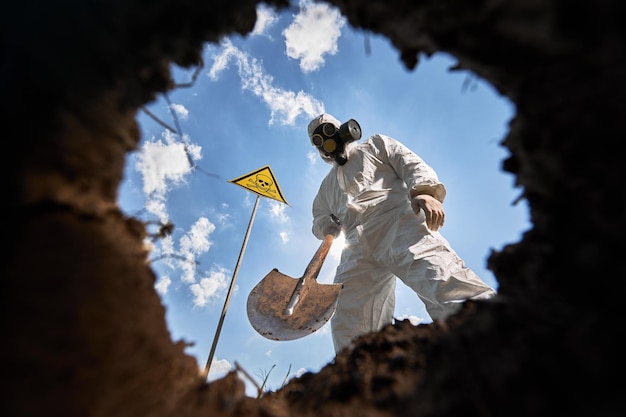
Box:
229, 165, 288, 205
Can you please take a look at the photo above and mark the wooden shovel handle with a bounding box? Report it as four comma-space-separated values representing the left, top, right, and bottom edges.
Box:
302, 233, 335, 281
283, 234, 335, 316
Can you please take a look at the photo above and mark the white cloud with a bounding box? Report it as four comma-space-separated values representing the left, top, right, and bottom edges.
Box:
306, 150, 318, 164
243, 192, 254, 207
279, 231, 289, 244
215, 203, 233, 226
216, 212, 232, 225
148, 218, 217, 285
395, 314, 425, 326
180, 217, 216, 255
207, 39, 324, 126
180, 256, 198, 284
137, 130, 193, 195
179, 217, 216, 284
154, 275, 172, 295
169, 103, 189, 120
160, 234, 175, 251
251, 3, 279, 37
207, 358, 232, 381
190, 266, 230, 307
157, 235, 176, 268
268, 200, 289, 223
184, 136, 202, 161
283, 0, 345, 73
135, 130, 202, 222
145, 197, 169, 223
146, 242, 172, 279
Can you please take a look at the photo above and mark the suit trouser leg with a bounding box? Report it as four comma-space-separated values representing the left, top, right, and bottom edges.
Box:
331, 258, 396, 353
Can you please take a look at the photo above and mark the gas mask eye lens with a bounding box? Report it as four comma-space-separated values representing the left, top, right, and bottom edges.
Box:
311, 134, 324, 147
322, 139, 337, 153
321, 123, 337, 137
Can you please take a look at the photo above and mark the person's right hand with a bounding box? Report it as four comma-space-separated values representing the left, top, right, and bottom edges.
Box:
411, 194, 445, 231
323, 214, 342, 237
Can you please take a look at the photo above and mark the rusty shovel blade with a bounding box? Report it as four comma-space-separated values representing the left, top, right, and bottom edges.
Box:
247, 234, 342, 341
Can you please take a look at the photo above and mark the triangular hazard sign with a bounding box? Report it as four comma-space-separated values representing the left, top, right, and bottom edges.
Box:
229, 165, 289, 205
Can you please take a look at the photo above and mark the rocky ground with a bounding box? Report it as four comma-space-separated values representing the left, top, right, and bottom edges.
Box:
2, 1, 623, 416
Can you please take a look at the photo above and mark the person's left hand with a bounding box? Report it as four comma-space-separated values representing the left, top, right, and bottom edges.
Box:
411, 194, 445, 231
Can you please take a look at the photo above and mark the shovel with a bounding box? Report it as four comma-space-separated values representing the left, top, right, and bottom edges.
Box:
247, 233, 342, 341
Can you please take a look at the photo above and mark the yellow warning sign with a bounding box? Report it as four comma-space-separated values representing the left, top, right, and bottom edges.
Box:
229, 165, 289, 205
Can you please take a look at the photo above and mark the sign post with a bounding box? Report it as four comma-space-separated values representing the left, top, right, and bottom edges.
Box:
202, 165, 288, 380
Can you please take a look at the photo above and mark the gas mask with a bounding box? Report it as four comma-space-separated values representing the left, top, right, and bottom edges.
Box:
310, 119, 362, 165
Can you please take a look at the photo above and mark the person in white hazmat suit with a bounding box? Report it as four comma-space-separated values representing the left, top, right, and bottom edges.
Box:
308, 113, 496, 353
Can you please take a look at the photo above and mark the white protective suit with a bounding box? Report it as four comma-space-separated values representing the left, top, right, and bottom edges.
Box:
309, 113, 496, 353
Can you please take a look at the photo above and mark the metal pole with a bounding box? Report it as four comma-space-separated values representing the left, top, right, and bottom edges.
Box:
203, 194, 260, 381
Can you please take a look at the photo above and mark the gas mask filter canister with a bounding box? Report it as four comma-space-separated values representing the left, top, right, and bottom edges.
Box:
311, 119, 362, 165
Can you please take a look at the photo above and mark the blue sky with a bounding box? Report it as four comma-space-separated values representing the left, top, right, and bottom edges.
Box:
119, 0, 530, 396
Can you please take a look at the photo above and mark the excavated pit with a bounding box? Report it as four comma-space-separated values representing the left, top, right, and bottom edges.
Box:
2, 0, 622, 416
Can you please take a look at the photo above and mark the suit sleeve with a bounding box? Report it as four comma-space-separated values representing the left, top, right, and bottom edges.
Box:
312, 169, 345, 240
374, 134, 447, 203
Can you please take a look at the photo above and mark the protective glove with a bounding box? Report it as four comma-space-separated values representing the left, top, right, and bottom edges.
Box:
322, 214, 342, 237
411, 194, 445, 231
